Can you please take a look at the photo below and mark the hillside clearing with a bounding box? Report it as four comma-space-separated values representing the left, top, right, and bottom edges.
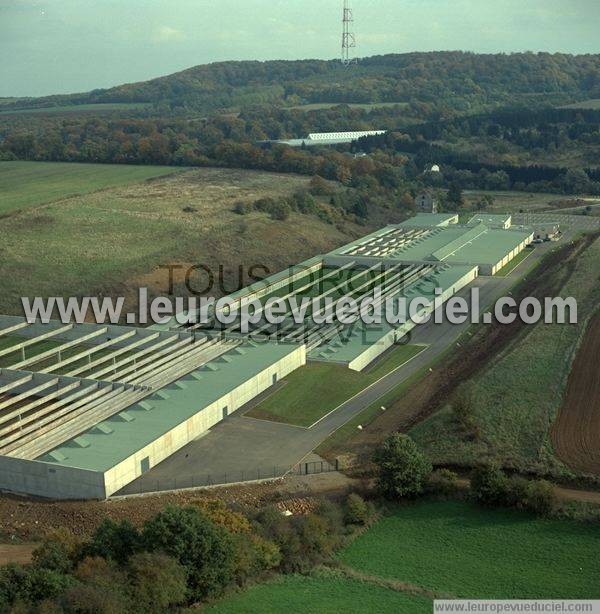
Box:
285, 102, 410, 112
0, 103, 152, 116
560, 99, 600, 110
0, 165, 366, 316
463, 190, 573, 213
0, 161, 182, 214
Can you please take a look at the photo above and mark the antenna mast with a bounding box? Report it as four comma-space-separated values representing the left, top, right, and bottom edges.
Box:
341, 0, 356, 66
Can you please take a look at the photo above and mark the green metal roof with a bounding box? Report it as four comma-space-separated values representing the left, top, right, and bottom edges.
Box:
309, 264, 476, 364
467, 213, 511, 227
392, 225, 532, 265
37, 341, 300, 472
400, 213, 458, 228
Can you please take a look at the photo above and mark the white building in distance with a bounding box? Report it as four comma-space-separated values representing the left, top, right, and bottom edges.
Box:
266, 130, 387, 148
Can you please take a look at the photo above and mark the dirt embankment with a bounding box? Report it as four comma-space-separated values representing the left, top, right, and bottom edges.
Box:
335, 231, 600, 460
0, 473, 353, 541
551, 312, 600, 475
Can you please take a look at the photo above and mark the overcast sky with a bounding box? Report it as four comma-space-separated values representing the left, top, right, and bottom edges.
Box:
1, 0, 598, 97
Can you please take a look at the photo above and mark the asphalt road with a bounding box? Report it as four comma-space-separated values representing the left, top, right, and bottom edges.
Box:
116, 231, 576, 496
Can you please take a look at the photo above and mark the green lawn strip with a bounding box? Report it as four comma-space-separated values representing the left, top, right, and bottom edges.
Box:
411, 236, 600, 475
206, 570, 432, 614
246, 344, 425, 428
494, 246, 535, 277
314, 358, 433, 457
0, 161, 183, 214
338, 500, 600, 599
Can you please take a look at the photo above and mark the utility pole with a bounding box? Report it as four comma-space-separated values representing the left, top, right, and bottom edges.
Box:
341, 0, 356, 66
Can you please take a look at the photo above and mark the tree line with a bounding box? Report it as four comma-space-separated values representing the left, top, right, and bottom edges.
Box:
4, 51, 599, 116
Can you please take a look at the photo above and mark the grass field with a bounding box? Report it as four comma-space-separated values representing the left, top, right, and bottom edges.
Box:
246, 344, 425, 427
339, 500, 600, 599
209, 500, 600, 611
207, 571, 431, 613
463, 190, 564, 213
285, 102, 410, 112
411, 236, 600, 476
0, 161, 182, 214
0, 164, 361, 316
0, 102, 151, 115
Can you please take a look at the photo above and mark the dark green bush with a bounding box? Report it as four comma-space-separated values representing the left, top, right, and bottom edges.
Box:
268, 201, 291, 220
233, 200, 251, 215
127, 552, 187, 613
344, 493, 374, 525
470, 465, 510, 506
522, 480, 557, 516
427, 469, 461, 497
373, 434, 433, 499
0, 564, 73, 609
84, 519, 141, 565
142, 505, 235, 601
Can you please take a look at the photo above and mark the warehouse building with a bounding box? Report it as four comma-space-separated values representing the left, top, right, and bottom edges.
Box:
0, 317, 304, 498
266, 130, 387, 147
0, 213, 532, 499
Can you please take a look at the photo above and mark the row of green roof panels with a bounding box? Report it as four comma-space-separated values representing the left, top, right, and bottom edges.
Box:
308, 264, 476, 364
37, 340, 300, 472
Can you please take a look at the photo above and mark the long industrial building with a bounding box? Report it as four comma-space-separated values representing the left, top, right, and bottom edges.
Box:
0, 213, 533, 499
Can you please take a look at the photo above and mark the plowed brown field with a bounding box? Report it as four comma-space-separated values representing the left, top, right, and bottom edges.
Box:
551, 312, 600, 475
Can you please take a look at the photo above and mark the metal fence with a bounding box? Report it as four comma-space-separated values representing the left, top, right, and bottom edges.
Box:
116, 459, 340, 497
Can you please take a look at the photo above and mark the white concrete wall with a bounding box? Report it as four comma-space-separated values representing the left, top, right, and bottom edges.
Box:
103, 345, 306, 497
489, 233, 533, 275
348, 267, 478, 371
0, 455, 106, 500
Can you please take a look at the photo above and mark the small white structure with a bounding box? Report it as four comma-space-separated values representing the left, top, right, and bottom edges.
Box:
268, 130, 387, 148
307, 130, 386, 141
427, 164, 441, 173
415, 191, 439, 214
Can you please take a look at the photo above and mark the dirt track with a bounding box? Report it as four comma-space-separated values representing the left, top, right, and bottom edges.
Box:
339, 231, 600, 459
551, 312, 600, 475
0, 544, 36, 565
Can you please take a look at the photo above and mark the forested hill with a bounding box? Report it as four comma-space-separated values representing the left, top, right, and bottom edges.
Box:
4, 51, 600, 114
